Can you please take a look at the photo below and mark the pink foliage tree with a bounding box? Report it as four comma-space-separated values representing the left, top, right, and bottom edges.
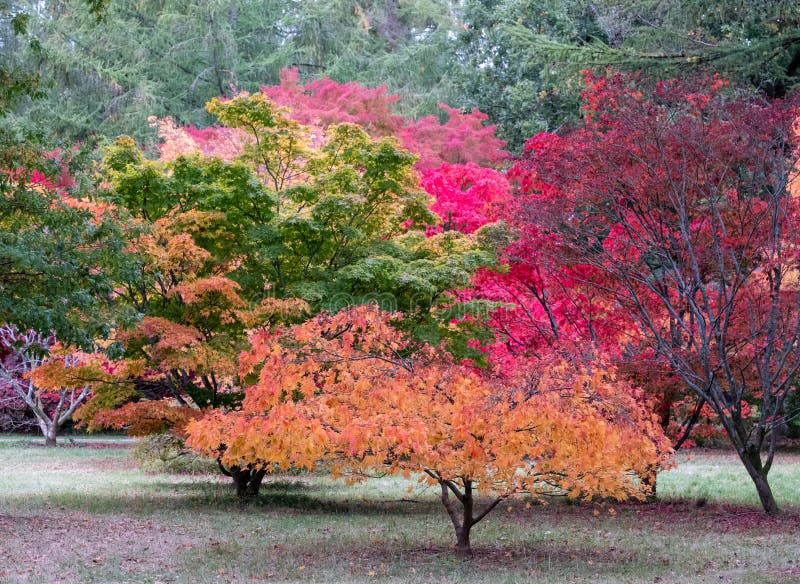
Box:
262, 71, 509, 169
261, 68, 404, 137
422, 163, 511, 234
401, 104, 508, 170
152, 68, 509, 172
497, 72, 800, 514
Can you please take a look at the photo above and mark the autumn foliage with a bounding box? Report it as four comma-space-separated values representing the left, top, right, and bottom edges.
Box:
29, 72, 774, 551
422, 163, 511, 234
92, 400, 204, 437
505, 71, 800, 514
0, 327, 93, 446
263, 68, 509, 170
186, 306, 668, 553
152, 68, 508, 172
68, 81, 490, 440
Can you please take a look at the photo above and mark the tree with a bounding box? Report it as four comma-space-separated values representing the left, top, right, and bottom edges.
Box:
0, 326, 88, 445
511, 71, 800, 514
514, 1, 800, 99
455, 0, 600, 150
0, 0, 109, 114
186, 306, 669, 554
0, 126, 126, 444
0, 149, 123, 347
277, 0, 463, 116
147, 91, 494, 317
78, 142, 293, 428
25, 340, 145, 445
263, 68, 508, 170
9, 0, 464, 143
77, 94, 495, 468
8, 0, 293, 142
0, 5, 41, 114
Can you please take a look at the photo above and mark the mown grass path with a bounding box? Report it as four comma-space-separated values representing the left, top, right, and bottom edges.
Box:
1, 436, 799, 583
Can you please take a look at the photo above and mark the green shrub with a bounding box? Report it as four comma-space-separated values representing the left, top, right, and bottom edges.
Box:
133, 433, 217, 475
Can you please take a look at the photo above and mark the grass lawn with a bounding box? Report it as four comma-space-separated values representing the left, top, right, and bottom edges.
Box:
1, 436, 799, 583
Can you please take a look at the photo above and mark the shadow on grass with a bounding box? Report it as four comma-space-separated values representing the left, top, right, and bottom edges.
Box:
6, 487, 799, 582
260, 479, 319, 492
3, 477, 444, 518
10, 474, 800, 533
150, 476, 446, 517
218, 502, 799, 580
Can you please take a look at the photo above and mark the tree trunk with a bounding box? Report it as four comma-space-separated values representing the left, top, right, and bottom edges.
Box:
427, 473, 502, 557
739, 448, 780, 515
455, 525, 471, 557
40, 421, 59, 447
230, 466, 266, 500
751, 473, 780, 516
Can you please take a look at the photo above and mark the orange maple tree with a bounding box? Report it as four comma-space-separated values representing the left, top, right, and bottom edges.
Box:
186, 306, 669, 554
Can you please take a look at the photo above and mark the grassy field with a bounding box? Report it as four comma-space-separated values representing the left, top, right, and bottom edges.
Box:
1, 436, 799, 583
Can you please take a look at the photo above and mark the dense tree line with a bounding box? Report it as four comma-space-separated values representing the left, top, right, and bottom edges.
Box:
5, 1, 800, 150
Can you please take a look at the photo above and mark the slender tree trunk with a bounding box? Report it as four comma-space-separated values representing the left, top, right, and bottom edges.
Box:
455, 524, 471, 556
427, 473, 502, 557
751, 473, 780, 516
439, 480, 474, 557
739, 448, 780, 515
455, 484, 473, 557
720, 411, 781, 515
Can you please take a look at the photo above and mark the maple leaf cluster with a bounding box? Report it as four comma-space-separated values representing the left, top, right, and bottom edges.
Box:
189, 307, 667, 497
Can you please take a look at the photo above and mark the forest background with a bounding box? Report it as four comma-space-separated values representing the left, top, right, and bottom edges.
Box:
4, 0, 800, 151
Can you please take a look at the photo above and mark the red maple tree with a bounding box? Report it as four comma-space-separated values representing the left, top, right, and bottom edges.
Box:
507, 71, 800, 514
